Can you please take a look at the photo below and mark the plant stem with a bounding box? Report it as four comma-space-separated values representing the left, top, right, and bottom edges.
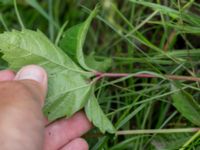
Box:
180, 130, 200, 150
95, 72, 200, 82
13, 0, 25, 29
116, 128, 200, 135
0, 13, 9, 31
84, 128, 199, 138
163, 30, 176, 51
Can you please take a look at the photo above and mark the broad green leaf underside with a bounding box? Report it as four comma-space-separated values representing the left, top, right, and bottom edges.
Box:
171, 83, 200, 126
0, 29, 91, 121
0, 29, 115, 133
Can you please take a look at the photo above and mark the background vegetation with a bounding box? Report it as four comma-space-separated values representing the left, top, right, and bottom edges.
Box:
0, 0, 200, 149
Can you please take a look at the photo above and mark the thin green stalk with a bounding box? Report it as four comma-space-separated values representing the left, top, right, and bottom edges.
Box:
143, 111, 178, 149
0, 14, 9, 31
55, 20, 68, 45
116, 128, 199, 135
48, 0, 54, 41
13, 0, 25, 29
95, 72, 200, 82
180, 130, 200, 150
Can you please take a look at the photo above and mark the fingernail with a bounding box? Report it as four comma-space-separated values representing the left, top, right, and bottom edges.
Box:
15, 65, 45, 84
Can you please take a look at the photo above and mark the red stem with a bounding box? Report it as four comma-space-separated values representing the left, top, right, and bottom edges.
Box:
94, 72, 200, 82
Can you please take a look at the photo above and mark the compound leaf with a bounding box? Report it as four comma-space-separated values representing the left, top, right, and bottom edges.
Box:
0, 29, 92, 121
0, 29, 115, 133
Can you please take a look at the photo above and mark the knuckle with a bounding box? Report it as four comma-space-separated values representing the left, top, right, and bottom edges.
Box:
12, 81, 28, 90
0, 81, 32, 96
0, 80, 43, 105
12, 81, 30, 93
0, 81, 32, 103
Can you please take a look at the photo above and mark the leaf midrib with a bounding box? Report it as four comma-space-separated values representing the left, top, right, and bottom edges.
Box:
46, 83, 91, 104
32, 35, 88, 74
2, 40, 89, 75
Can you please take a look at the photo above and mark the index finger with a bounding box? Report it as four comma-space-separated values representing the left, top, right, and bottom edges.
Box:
43, 111, 92, 150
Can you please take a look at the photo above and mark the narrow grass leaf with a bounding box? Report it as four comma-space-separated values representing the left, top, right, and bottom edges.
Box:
25, 0, 58, 28
129, 0, 179, 19
129, 0, 200, 26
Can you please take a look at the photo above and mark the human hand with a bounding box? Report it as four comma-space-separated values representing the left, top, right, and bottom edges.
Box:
0, 65, 92, 150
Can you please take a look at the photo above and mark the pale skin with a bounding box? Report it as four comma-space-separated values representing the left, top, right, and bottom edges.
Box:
0, 65, 92, 150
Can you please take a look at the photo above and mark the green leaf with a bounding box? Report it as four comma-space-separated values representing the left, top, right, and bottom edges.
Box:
59, 6, 115, 133
0, 29, 92, 121
152, 133, 193, 150
59, 6, 111, 72
171, 82, 200, 126
59, 6, 98, 71
85, 86, 115, 133
85, 54, 112, 72
0, 29, 115, 133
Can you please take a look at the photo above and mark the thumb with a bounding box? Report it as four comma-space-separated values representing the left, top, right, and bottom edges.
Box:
0, 65, 48, 150
15, 65, 48, 105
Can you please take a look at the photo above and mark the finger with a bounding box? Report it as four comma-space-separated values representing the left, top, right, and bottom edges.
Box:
0, 65, 48, 150
43, 111, 92, 150
0, 70, 15, 81
59, 138, 88, 150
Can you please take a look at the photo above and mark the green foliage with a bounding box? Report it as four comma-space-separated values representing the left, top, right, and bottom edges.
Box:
59, 6, 97, 71
0, 0, 12, 5
85, 86, 115, 133
59, 6, 111, 72
85, 54, 112, 72
152, 133, 193, 150
0, 29, 114, 133
0, 29, 89, 119
59, 5, 112, 72
129, 0, 200, 26
171, 82, 200, 126
1, 0, 200, 149
25, 0, 58, 29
